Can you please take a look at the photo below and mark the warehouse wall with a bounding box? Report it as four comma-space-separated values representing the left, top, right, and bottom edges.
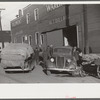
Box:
69, 5, 84, 52
0, 31, 11, 48
87, 5, 100, 53
11, 4, 100, 53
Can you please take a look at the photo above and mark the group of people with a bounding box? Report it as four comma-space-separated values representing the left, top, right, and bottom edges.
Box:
34, 44, 83, 66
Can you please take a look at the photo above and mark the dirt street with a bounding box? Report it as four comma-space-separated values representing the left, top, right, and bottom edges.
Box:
0, 64, 100, 83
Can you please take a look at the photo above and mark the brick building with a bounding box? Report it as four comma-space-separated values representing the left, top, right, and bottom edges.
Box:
11, 4, 100, 53
0, 31, 11, 50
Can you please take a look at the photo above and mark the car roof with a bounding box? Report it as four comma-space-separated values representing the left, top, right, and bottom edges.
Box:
1, 43, 33, 56
4, 43, 31, 49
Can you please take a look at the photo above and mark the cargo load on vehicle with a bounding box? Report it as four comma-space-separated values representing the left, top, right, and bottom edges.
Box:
0, 43, 35, 72
1, 43, 33, 59
82, 54, 100, 61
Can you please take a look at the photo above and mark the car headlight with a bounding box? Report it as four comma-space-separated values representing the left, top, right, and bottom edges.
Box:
50, 58, 54, 62
69, 64, 76, 70
67, 59, 71, 63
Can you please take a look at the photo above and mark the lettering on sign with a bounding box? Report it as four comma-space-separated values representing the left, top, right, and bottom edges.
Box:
49, 16, 66, 25
46, 4, 63, 12
12, 19, 21, 27
15, 30, 23, 35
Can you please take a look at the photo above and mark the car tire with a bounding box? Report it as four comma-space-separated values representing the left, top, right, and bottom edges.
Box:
24, 61, 31, 72
71, 68, 85, 77
79, 66, 86, 77
79, 69, 85, 77
71, 71, 76, 77
30, 60, 36, 71
46, 70, 51, 76
97, 65, 100, 78
28, 60, 36, 72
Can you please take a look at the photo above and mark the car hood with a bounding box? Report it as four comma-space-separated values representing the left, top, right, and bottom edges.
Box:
53, 53, 72, 58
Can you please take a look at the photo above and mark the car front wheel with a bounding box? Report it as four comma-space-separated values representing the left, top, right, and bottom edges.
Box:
79, 69, 86, 77
97, 65, 100, 78
79, 65, 86, 77
46, 70, 51, 76
24, 60, 35, 72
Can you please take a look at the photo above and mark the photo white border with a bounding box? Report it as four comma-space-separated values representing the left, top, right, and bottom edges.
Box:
0, 1, 100, 98
0, 84, 99, 98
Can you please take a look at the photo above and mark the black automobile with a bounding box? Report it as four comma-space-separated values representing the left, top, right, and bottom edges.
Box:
43, 46, 84, 76
82, 54, 100, 78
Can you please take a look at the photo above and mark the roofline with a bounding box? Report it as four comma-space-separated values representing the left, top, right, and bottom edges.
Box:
10, 16, 23, 23
11, 4, 32, 23
23, 4, 32, 11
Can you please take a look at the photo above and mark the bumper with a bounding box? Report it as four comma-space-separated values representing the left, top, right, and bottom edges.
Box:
44, 67, 77, 72
1, 60, 24, 68
4, 67, 31, 72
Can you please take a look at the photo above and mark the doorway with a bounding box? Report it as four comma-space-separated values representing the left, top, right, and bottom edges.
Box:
63, 25, 78, 47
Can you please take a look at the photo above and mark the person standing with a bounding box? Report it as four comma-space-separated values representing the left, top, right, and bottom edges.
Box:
47, 45, 53, 59
49, 45, 53, 57
73, 46, 83, 66
64, 37, 69, 46
34, 47, 39, 65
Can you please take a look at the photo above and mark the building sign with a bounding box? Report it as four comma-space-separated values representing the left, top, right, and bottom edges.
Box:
15, 30, 23, 35
49, 16, 66, 25
46, 4, 63, 12
12, 19, 21, 27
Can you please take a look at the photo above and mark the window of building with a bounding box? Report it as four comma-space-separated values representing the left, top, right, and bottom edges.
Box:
14, 38, 17, 43
34, 8, 39, 21
26, 13, 30, 24
24, 35, 28, 41
22, 35, 28, 43
40, 34, 44, 45
35, 32, 39, 45
28, 35, 32, 45
22, 36, 25, 43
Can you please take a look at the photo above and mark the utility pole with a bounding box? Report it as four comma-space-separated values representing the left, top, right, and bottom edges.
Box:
83, 5, 89, 54
0, 8, 5, 31
65, 4, 69, 26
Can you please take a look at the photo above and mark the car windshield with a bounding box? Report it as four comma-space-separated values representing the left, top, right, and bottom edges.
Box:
53, 48, 71, 54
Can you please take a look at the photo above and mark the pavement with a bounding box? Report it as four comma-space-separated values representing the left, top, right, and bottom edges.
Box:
0, 63, 100, 83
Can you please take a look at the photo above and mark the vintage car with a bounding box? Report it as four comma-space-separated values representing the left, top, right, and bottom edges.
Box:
0, 43, 36, 73
43, 46, 84, 76
82, 54, 100, 78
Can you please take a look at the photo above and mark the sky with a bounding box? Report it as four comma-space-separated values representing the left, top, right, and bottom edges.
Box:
0, 2, 30, 30
1, 2, 96, 31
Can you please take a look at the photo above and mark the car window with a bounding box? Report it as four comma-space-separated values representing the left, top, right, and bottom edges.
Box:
54, 48, 71, 54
